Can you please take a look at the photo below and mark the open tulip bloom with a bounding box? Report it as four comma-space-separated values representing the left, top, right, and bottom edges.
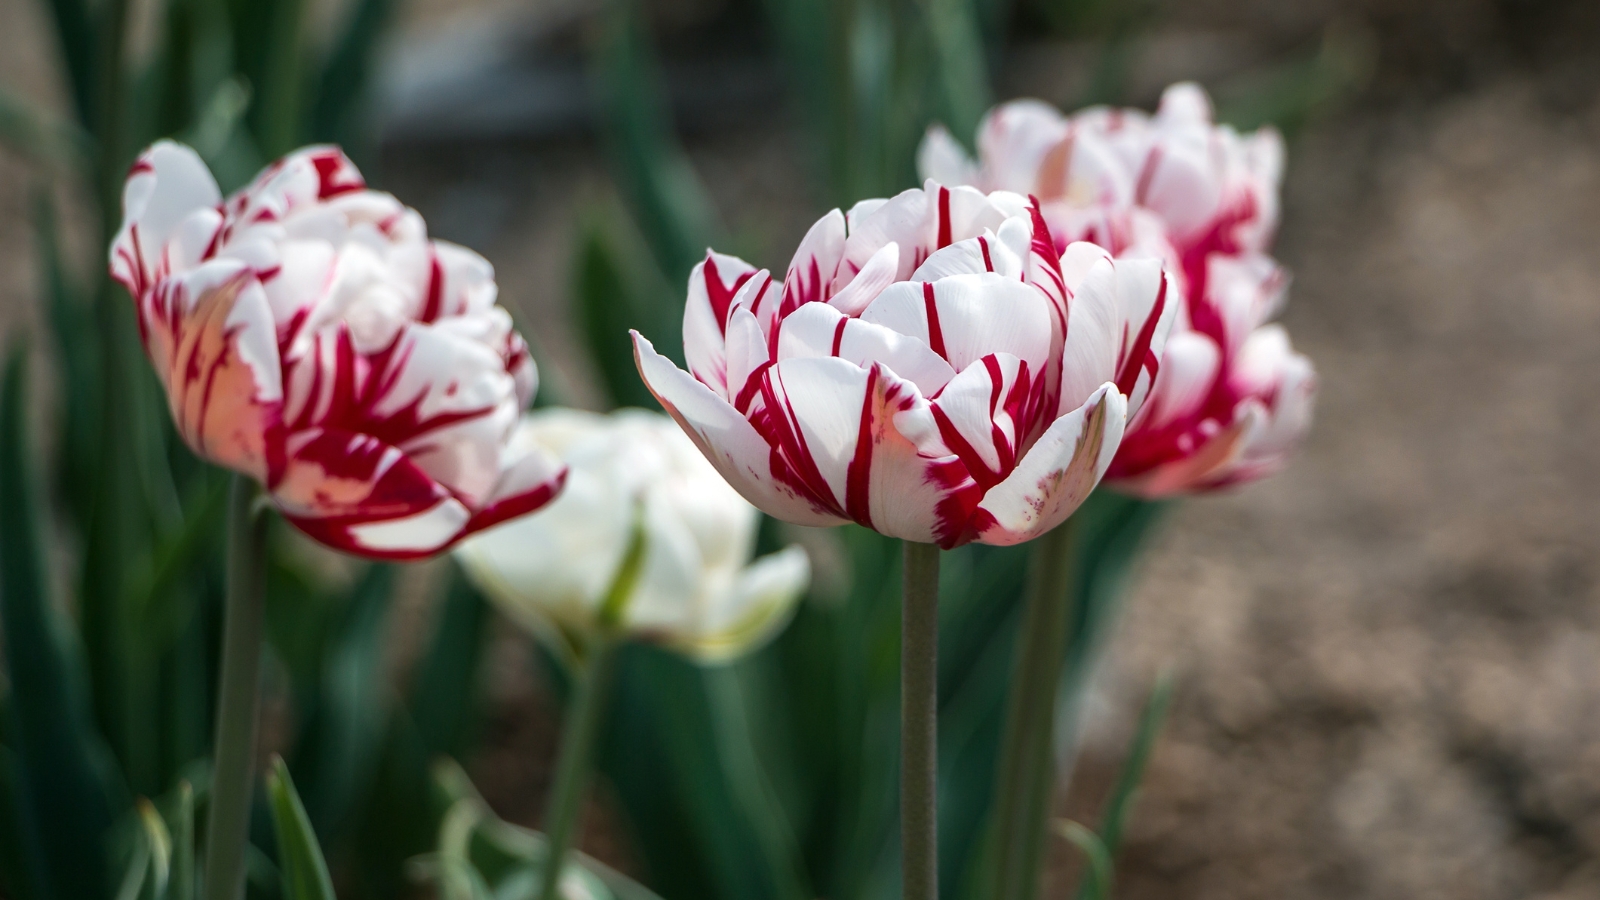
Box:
455, 408, 811, 664
632, 179, 1173, 900
632, 181, 1174, 549
921, 82, 1316, 498
110, 141, 565, 559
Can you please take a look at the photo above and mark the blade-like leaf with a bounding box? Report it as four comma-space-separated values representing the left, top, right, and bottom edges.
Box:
310, 0, 398, 153
0, 342, 122, 900
0, 745, 43, 900
1054, 820, 1111, 900
1092, 672, 1173, 866
266, 756, 337, 900
572, 205, 679, 408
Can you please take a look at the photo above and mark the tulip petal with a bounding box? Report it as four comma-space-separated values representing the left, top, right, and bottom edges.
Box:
776, 302, 955, 397
111, 142, 224, 299
669, 545, 811, 663
783, 209, 846, 311
144, 261, 285, 482
275, 428, 471, 559
861, 274, 1053, 374
684, 252, 761, 391
633, 332, 846, 527
970, 383, 1125, 546
916, 124, 980, 189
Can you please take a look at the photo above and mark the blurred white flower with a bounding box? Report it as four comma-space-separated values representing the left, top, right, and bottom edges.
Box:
454, 408, 810, 663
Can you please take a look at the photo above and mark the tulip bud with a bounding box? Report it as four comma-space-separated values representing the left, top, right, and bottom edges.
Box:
454, 409, 810, 664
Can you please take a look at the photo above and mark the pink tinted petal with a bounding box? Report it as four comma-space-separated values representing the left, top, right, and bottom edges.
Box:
973, 101, 1070, 193
1118, 413, 1252, 498
971, 383, 1126, 546
916, 125, 980, 188
144, 261, 284, 482
1137, 330, 1220, 432
633, 332, 844, 527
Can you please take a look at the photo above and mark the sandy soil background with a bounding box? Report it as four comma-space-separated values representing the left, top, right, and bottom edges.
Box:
2, 0, 1599, 897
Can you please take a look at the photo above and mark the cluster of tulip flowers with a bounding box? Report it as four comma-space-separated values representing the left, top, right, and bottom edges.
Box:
110, 82, 1312, 900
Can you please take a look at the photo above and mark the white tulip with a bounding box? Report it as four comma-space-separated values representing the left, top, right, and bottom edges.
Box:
455, 408, 810, 664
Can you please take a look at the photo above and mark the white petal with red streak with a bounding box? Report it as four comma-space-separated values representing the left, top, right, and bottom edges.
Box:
828, 242, 899, 316
863, 274, 1053, 374
784, 209, 846, 309
1058, 254, 1119, 414
683, 252, 760, 392
1139, 329, 1219, 431
973, 383, 1126, 545
111, 142, 223, 291
929, 353, 1027, 476
633, 332, 844, 527
776, 302, 954, 397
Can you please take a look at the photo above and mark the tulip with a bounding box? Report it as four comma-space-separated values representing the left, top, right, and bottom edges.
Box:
632, 181, 1176, 550
919, 82, 1283, 297
109, 141, 565, 900
919, 84, 1315, 498
109, 141, 565, 560
455, 407, 811, 663
456, 409, 809, 900
632, 180, 1172, 900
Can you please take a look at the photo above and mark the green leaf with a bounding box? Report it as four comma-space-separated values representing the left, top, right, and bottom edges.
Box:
310, 0, 398, 153
35, 0, 95, 124
1092, 672, 1173, 866
1054, 820, 1111, 900
593, 0, 724, 285
266, 756, 337, 900
168, 781, 195, 900
0, 745, 43, 900
572, 203, 680, 409
0, 87, 92, 176
286, 563, 395, 843
0, 341, 122, 900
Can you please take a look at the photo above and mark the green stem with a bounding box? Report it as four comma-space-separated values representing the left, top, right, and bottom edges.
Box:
986, 516, 1080, 900
902, 540, 941, 900
537, 637, 618, 900
202, 476, 268, 900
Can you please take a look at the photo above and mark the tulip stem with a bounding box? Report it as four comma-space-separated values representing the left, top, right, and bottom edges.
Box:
986, 515, 1081, 900
538, 637, 618, 900
902, 540, 942, 900
202, 476, 268, 900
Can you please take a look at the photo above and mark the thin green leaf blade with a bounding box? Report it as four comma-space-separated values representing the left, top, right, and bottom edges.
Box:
1054, 820, 1111, 900
266, 756, 336, 900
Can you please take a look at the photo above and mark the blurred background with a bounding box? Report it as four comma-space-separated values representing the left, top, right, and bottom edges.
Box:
2, 0, 1599, 898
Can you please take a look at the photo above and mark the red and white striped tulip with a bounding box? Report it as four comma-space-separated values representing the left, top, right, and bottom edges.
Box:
632, 181, 1174, 548
919, 82, 1283, 301
920, 83, 1315, 496
1106, 253, 1315, 495
110, 141, 565, 559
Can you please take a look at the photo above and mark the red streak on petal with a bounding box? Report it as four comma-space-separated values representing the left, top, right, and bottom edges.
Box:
421, 253, 444, 323
830, 317, 848, 357
703, 254, 756, 336
936, 186, 953, 250
312, 151, 364, 199
923, 282, 947, 359
1134, 146, 1163, 207
843, 366, 879, 528
979, 236, 994, 272
1114, 271, 1168, 398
